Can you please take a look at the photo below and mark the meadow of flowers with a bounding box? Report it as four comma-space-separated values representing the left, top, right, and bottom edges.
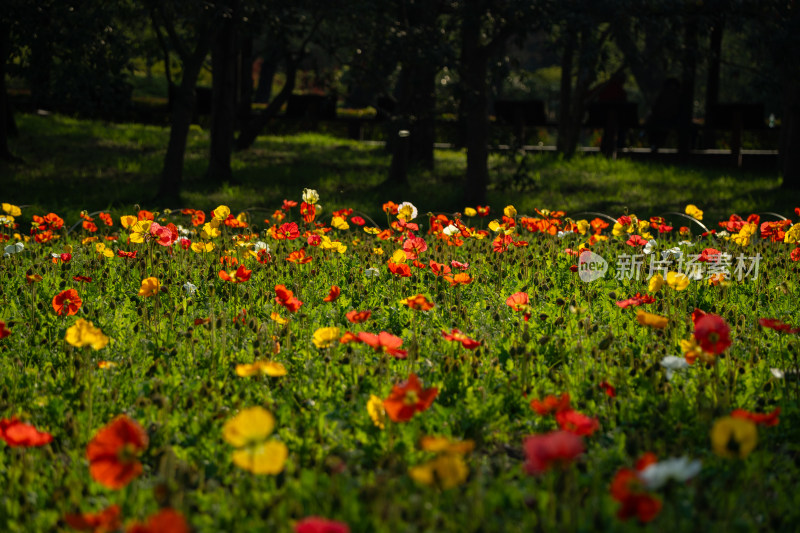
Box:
1, 193, 799, 532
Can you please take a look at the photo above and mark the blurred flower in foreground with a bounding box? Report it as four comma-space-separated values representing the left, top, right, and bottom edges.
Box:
236, 360, 287, 377
126, 509, 189, 533
294, 516, 350, 533
138, 277, 161, 297
66, 319, 110, 350
367, 395, 386, 429
710, 416, 757, 459
223, 407, 288, 474
523, 431, 584, 475
63, 505, 121, 532
87, 415, 148, 489
383, 374, 438, 422
0, 417, 53, 447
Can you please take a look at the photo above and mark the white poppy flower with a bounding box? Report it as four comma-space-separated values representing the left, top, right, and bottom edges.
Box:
661, 247, 682, 261
3, 242, 24, 257
183, 282, 198, 296
365, 267, 380, 278
443, 224, 459, 236
302, 188, 319, 204
254, 241, 270, 253
643, 239, 658, 255
771, 368, 785, 379
660, 356, 690, 380
557, 230, 573, 239
639, 457, 702, 490
397, 202, 418, 222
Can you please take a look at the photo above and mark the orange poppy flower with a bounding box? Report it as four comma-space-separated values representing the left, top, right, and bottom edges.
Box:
86, 415, 148, 490
346, 310, 371, 323
505, 292, 530, 311
126, 509, 189, 533
323, 285, 340, 302
287, 249, 313, 264
275, 285, 303, 312
636, 310, 668, 329
52, 289, 82, 316
0, 320, 10, 339
731, 407, 780, 427
428, 260, 451, 277
383, 374, 438, 422
443, 272, 471, 286
387, 261, 411, 277
555, 409, 600, 436
63, 504, 121, 532
399, 294, 434, 311
530, 393, 571, 415
0, 417, 53, 447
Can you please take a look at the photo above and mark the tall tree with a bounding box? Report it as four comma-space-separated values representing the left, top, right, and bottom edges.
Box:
148, 0, 215, 204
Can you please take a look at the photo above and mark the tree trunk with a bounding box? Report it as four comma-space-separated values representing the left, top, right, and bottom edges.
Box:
0, 20, 19, 162
237, 36, 253, 127
235, 59, 297, 151
557, 30, 578, 157
156, 58, 204, 204
461, 11, 490, 206
678, 18, 697, 157
780, 80, 800, 189
207, 8, 237, 184
704, 17, 723, 149
409, 62, 436, 170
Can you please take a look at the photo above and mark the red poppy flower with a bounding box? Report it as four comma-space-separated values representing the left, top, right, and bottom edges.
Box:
402, 236, 428, 259
0, 417, 53, 447
346, 310, 371, 323
690, 308, 707, 325
759, 318, 800, 334
339, 331, 360, 344
731, 407, 780, 427
522, 431, 584, 475
179, 238, 191, 250
599, 381, 617, 397
382, 201, 399, 215
625, 235, 648, 247
323, 285, 340, 302
0, 320, 10, 339
350, 216, 365, 226
63, 504, 121, 532
137, 210, 154, 221
126, 509, 189, 533
693, 314, 731, 354
441, 328, 480, 350
52, 288, 82, 316
99, 212, 113, 226
294, 516, 350, 533
307, 234, 322, 246
300, 202, 316, 223
505, 292, 530, 311
282, 199, 298, 211
275, 222, 300, 240
387, 261, 411, 277
73, 275, 93, 283
698, 248, 721, 262
383, 374, 438, 422
555, 409, 600, 436
530, 393, 571, 415
792, 247, 800, 262
476, 205, 490, 217
357, 331, 407, 358
275, 285, 303, 312
610, 468, 663, 523
219, 265, 252, 283
86, 415, 148, 489
615, 293, 655, 309
117, 250, 137, 259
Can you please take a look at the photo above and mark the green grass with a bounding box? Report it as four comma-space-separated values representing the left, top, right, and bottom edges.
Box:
2, 113, 794, 225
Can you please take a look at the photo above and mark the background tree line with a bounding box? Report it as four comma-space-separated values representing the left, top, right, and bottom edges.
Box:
2, 0, 799, 204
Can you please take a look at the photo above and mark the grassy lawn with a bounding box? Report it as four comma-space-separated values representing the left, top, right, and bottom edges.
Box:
2, 113, 793, 224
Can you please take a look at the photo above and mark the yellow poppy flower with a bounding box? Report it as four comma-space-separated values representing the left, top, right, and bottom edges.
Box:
120, 215, 137, 229
685, 204, 703, 220
648, 274, 665, 293
312, 327, 340, 349
464, 207, 477, 217
212, 205, 231, 221
223, 407, 288, 475
2, 203, 21, 216
65, 319, 110, 350
138, 277, 161, 297
201, 221, 221, 239
129, 220, 152, 244
391, 249, 407, 263
576, 220, 590, 235
419, 436, 475, 455
409, 454, 469, 490
236, 360, 287, 377
331, 216, 349, 230
666, 272, 690, 291
783, 223, 800, 244
710, 416, 757, 459
503, 205, 517, 218
270, 312, 288, 325
191, 241, 215, 253
363, 227, 381, 235
367, 395, 386, 430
